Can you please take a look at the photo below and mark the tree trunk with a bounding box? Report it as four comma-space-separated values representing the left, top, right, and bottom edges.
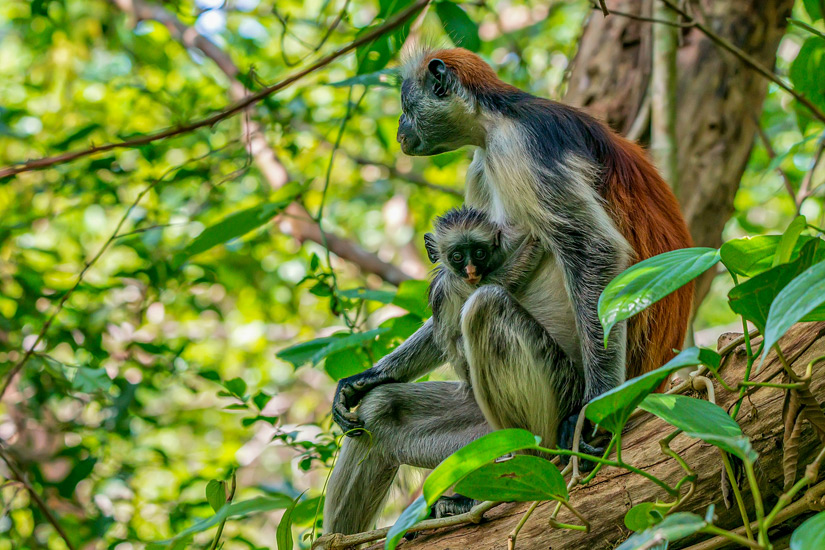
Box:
364, 322, 825, 550
565, 0, 794, 304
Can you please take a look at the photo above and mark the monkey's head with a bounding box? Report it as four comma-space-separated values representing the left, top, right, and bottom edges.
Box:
397, 47, 516, 156
425, 207, 506, 285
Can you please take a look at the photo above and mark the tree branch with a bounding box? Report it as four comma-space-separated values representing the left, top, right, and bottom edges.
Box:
658, 0, 825, 125
0, 0, 430, 179
111, 0, 414, 286
0, 443, 78, 550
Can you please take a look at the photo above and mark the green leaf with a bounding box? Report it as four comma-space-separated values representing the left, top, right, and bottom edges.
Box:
385, 429, 540, 549
728, 238, 825, 333
180, 183, 302, 260
391, 279, 431, 318
241, 415, 279, 427
323, 348, 370, 380
252, 391, 271, 411
616, 512, 707, 550
791, 510, 825, 550
454, 455, 567, 502
71, 367, 112, 393
803, 0, 823, 22
152, 496, 292, 544
774, 216, 808, 267
206, 480, 227, 513
276, 494, 302, 550
599, 248, 720, 346
338, 287, 397, 304
310, 328, 389, 365
790, 38, 825, 114
722, 234, 814, 277
223, 377, 247, 399
624, 502, 665, 531
435, 1, 481, 51
277, 336, 340, 368
761, 257, 825, 364
586, 347, 720, 434
640, 394, 757, 462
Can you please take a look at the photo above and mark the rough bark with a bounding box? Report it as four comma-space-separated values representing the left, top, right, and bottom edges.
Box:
363, 322, 825, 550
565, 0, 794, 303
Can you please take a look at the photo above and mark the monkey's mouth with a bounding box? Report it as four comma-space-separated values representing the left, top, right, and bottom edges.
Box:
466, 275, 481, 285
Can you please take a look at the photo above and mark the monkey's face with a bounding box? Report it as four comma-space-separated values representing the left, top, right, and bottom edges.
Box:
397, 58, 482, 156
444, 240, 505, 285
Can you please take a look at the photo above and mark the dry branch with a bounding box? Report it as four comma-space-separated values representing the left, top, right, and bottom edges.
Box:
359, 322, 825, 550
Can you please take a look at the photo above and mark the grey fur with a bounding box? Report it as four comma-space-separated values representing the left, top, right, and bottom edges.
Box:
325, 48, 633, 535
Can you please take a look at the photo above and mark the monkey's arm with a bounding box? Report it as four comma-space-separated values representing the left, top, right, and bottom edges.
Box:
332, 318, 445, 434
497, 236, 543, 292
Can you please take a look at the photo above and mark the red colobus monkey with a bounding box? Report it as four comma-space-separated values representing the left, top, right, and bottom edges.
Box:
324, 47, 693, 534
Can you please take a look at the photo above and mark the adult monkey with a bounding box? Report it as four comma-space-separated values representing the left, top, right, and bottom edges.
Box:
324, 47, 693, 535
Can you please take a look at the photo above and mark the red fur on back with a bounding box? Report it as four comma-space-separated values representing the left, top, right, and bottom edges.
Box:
603, 135, 694, 383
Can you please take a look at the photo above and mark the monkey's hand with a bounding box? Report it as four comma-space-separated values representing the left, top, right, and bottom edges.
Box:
558, 412, 604, 473
332, 368, 393, 436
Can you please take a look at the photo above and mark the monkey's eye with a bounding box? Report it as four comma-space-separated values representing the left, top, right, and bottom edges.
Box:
451, 251, 464, 263
473, 248, 487, 260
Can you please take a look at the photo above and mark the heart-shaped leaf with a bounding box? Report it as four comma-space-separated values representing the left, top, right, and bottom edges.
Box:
599, 248, 720, 346
385, 429, 540, 549
791, 510, 825, 550
640, 394, 757, 462
454, 455, 567, 502
624, 502, 666, 531
761, 257, 825, 365
586, 347, 720, 434
205, 480, 226, 513
728, 238, 825, 332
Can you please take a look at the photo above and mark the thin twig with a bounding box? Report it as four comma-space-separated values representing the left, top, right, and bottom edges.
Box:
0, 444, 78, 550
797, 133, 825, 213
754, 121, 797, 204
311, 501, 500, 549
0, 0, 430, 179
592, 2, 694, 27
659, 0, 825, 125
508, 500, 540, 550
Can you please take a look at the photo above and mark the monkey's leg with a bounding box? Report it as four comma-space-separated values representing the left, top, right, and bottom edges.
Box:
461, 285, 582, 450
324, 381, 489, 535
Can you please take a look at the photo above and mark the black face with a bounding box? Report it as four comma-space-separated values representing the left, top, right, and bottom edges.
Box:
445, 241, 505, 285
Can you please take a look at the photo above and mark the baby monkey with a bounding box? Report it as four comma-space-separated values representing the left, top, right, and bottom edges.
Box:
425, 207, 543, 383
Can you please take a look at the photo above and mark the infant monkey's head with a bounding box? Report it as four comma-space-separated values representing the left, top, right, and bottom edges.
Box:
425, 207, 506, 285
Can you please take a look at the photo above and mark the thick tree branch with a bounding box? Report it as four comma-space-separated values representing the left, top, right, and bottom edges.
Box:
0, 0, 429, 179
111, 0, 414, 286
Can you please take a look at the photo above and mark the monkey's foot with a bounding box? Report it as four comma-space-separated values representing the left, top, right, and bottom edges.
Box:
558, 413, 603, 472
402, 495, 478, 541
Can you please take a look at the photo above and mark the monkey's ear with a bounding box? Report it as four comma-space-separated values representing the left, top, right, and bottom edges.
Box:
428, 58, 449, 98
424, 233, 439, 263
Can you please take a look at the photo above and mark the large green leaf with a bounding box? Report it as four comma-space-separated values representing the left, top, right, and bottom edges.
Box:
773, 216, 808, 267
728, 238, 825, 332
790, 38, 825, 114
640, 394, 757, 462
180, 183, 302, 260
392, 279, 431, 318
791, 510, 825, 550
277, 336, 340, 368
385, 429, 540, 549
435, 1, 481, 51
276, 494, 302, 550
309, 328, 389, 365
761, 258, 825, 364
586, 347, 720, 434
599, 248, 720, 346
721, 234, 816, 278
454, 455, 567, 502
616, 512, 707, 550
152, 496, 292, 544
